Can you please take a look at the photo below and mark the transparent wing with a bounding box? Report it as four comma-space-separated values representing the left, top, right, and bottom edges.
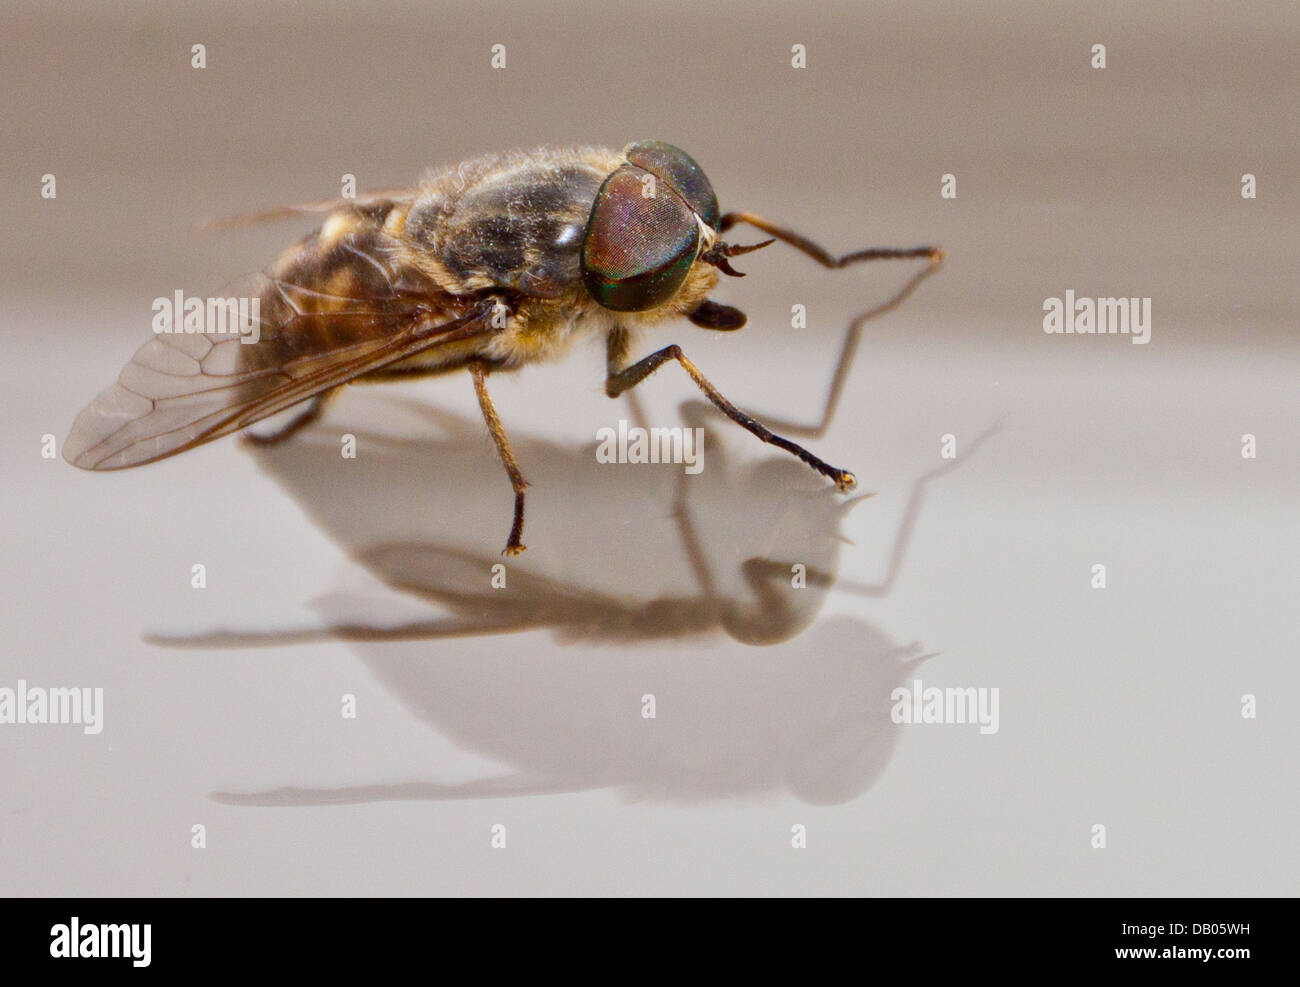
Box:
64, 296, 488, 471
196, 189, 417, 232
65, 213, 489, 470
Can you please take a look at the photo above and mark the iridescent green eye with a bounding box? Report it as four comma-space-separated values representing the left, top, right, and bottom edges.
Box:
581, 142, 721, 312
581, 165, 699, 312
624, 141, 720, 231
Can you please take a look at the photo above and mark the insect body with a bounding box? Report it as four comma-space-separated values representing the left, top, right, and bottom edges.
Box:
65, 141, 940, 554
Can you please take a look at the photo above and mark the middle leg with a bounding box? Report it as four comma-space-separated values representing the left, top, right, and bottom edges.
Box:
469, 360, 530, 556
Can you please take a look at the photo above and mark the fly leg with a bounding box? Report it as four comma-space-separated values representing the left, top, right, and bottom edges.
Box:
604, 332, 856, 491
719, 211, 943, 268
241, 388, 339, 446
716, 211, 944, 438
469, 359, 529, 556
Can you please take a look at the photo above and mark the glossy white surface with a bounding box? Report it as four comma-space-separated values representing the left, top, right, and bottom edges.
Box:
2, 0, 1295, 895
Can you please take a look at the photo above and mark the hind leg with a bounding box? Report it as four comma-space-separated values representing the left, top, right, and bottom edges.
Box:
241, 389, 339, 446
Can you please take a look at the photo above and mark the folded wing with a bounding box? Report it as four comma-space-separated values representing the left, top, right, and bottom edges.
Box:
65, 204, 480, 470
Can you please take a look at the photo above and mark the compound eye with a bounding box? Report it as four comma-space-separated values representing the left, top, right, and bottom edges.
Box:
581, 166, 699, 312
625, 140, 720, 231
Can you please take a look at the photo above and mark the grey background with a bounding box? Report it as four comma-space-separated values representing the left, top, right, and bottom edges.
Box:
1, 0, 1295, 895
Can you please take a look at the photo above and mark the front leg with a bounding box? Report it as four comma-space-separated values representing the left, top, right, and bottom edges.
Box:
603, 332, 856, 491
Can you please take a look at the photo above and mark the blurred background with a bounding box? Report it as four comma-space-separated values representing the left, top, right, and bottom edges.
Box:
1, 0, 1296, 895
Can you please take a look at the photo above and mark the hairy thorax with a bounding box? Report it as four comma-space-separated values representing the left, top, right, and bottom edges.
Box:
386, 144, 720, 370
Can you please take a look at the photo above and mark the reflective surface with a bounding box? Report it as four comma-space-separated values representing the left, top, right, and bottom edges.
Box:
1, 0, 1296, 895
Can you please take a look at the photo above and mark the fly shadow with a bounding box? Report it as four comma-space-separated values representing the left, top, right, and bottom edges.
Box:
149, 262, 1003, 803
158, 403, 998, 805
160, 259, 964, 650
